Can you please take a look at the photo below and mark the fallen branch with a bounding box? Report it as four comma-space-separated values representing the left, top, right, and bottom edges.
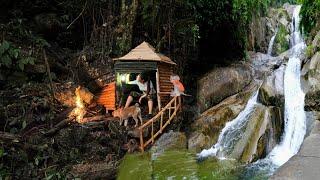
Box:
43, 49, 56, 99
81, 115, 106, 123
0, 131, 22, 143
0, 131, 48, 151
44, 118, 74, 136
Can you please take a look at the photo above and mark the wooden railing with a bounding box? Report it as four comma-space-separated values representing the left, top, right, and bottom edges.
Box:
139, 95, 181, 152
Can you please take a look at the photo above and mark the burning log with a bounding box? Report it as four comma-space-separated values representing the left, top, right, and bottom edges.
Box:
68, 86, 95, 123
54, 84, 94, 107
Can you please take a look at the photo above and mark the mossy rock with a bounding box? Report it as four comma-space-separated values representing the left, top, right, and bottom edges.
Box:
273, 24, 289, 56
150, 131, 187, 154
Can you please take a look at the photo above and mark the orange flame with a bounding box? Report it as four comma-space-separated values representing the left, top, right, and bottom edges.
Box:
69, 86, 86, 123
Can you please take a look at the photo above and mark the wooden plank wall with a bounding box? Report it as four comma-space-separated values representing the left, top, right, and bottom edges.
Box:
96, 82, 116, 110
158, 63, 174, 106
114, 61, 157, 73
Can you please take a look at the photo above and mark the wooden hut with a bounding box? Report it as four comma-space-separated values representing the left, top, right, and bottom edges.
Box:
97, 42, 181, 151
113, 41, 176, 111
97, 41, 176, 111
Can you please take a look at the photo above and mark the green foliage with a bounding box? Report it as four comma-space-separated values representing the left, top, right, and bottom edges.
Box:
300, 0, 320, 35
274, 24, 290, 54
187, 0, 273, 59
0, 40, 36, 71
306, 45, 315, 58
270, 0, 301, 7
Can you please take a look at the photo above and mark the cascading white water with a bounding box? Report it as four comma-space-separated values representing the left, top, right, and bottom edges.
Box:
199, 6, 306, 168
267, 30, 278, 56
266, 5, 306, 167
198, 90, 259, 158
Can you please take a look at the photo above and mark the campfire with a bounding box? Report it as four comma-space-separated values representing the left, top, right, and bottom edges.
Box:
74, 87, 86, 123
63, 85, 114, 125
68, 86, 92, 123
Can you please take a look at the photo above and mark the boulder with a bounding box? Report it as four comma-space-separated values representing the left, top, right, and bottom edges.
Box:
244, 106, 283, 163
221, 105, 283, 163
248, 52, 283, 79
230, 104, 268, 163
258, 65, 285, 107
312, 31, 320, 52
302, 52, 320, 111
197, 63, 253, 113
271, 121, 320, 180
151, 131, 187, 155
188, 82, 258, 152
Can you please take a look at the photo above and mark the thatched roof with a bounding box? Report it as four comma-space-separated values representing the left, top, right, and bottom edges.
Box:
113, 41, 176, 65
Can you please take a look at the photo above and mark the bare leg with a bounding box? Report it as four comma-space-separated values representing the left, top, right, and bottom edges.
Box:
148, 100, 153, 114
125, 95, 133, 108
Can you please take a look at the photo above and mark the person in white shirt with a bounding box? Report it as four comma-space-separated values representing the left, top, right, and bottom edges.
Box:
124, 73, 156, 118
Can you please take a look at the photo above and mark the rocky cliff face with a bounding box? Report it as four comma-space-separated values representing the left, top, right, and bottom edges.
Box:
248, 4, 293, 55
301, 29, 320, 113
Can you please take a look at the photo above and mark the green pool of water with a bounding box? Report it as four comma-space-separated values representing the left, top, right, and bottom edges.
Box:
116, 150, 261, 180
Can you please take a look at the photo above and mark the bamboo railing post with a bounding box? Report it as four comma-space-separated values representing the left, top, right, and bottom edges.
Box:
160, 112, 163, 133
151, 120, 154, 144
140, 129, 144, 152
138, 96, 183, 151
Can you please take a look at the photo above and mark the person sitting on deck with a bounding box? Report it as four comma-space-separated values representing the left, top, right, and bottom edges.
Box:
124, 72, 156, 119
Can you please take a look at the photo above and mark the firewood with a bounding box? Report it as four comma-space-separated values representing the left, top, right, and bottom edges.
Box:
44, 118, 74, 136
81, 115, 106, 123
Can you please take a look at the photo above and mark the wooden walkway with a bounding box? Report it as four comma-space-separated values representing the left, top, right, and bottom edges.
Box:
138, 96, 181, 152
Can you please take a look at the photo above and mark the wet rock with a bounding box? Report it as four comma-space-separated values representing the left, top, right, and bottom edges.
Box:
188, 133, 210, 153
188, 82, 258, 152
231, 104, 268, 163
227, 105, 283, 163
246, 106, 283, 162
302, 52, 320, 111
248, 52, 283, 79
312, 31, 320, 52
258, 65, 285, 107
271, 121, 320, 180
197, 63, 253, 113
151, 131, 187, 154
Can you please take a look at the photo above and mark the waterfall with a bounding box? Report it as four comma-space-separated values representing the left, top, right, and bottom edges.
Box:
267, 30, 278, 56
198, 90, 259, 159
198, 6, 306, 168
266, 5, 306, 167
